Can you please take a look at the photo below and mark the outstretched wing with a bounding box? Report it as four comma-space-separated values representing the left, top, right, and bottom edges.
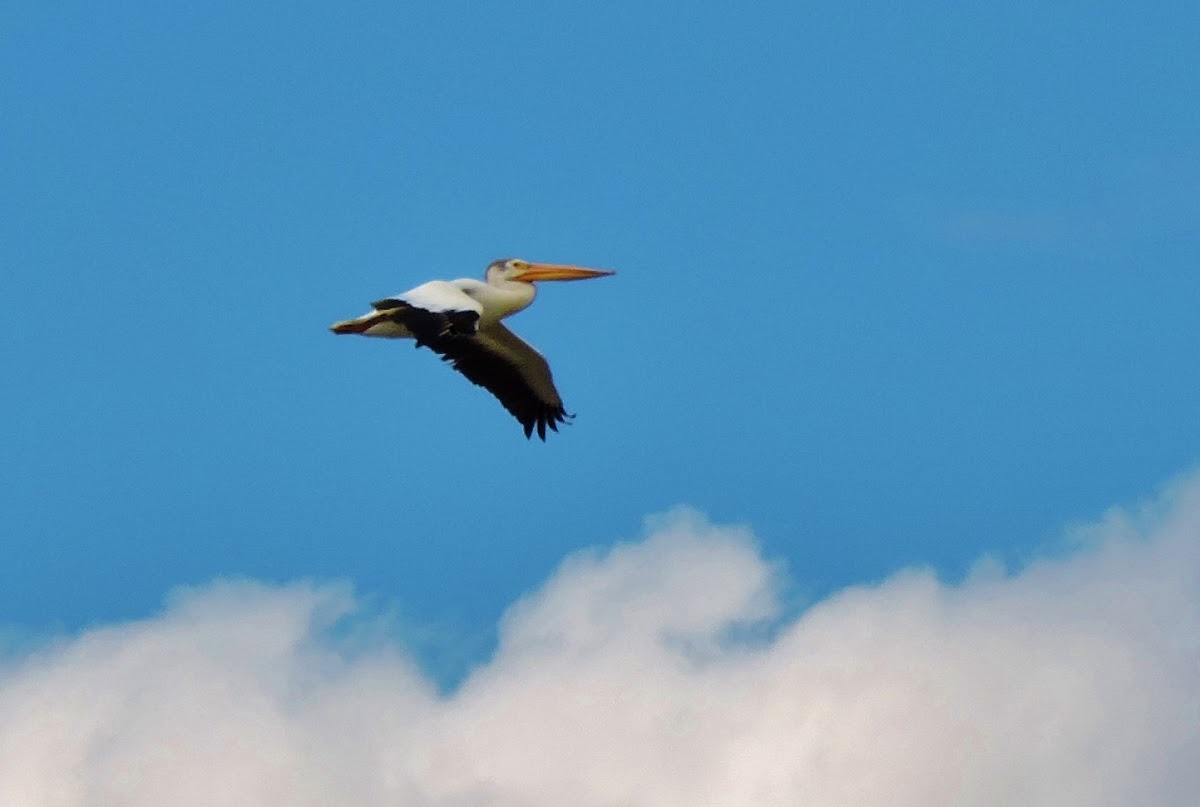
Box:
403, 317, 571, 440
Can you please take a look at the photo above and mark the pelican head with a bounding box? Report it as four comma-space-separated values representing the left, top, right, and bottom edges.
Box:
486, 258, 615, 285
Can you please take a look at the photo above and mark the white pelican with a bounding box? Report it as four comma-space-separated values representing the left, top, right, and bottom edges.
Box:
331, 258, 615, 440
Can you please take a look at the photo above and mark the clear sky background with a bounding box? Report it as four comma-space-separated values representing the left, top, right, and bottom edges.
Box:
2, 2, 1199, 803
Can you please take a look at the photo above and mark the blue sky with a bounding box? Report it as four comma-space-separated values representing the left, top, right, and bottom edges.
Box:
3, 0, 1199, 722
4, 0, 1195, 662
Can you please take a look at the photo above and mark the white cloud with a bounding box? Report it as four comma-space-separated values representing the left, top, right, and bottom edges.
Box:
2, 480, 1200, 806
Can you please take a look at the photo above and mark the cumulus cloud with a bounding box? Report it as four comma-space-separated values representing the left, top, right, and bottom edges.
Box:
2, 479, 1200, 806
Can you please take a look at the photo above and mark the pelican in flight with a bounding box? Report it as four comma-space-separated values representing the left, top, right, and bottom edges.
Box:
331, 258, 615, 440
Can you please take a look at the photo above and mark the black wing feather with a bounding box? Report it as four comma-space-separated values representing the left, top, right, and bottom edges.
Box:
389, 307, 570, 440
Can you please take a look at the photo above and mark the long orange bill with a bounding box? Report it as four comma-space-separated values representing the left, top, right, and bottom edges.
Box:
515, 263, 616, 282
